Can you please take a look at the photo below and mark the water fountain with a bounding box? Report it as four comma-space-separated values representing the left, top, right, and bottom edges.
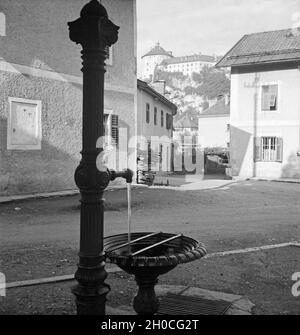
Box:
68, 0, 206, 315
104, 181, 207, 315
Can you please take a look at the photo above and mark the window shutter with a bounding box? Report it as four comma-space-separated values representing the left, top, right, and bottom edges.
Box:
254, 137, 262, 162
111, 114, 119, 146
276, 137, 283, 162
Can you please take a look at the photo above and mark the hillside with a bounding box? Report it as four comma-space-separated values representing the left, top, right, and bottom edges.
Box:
154, 66, 230, 122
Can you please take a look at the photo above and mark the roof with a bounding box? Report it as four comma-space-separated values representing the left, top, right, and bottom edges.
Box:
142, 43, 173, 58
174, 114, 198, 129
161, 54, 217, 66
199, 97, 230, 117
137, 79, 177, 114
216, 28, 300, 68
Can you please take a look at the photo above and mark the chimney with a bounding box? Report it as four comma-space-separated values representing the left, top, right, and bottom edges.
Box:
151, 80, 166, 96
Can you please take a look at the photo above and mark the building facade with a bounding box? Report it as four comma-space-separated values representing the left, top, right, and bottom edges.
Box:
217, 29, 300, 179
159, 54, 218, 78
141, 43, 173, 82
137, 79, 177, 175
141, 43, 218, 81
198, 96, 230, 149
0, 0, 137, 195
173, 114, 200, 174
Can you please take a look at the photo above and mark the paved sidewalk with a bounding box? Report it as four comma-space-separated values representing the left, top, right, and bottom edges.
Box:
108, 284, 254, 315
153, 175, 236, 191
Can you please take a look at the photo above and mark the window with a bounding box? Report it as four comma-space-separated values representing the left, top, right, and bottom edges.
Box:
159, 144, 163, 171
111, 115, 119, 146
166, 113, 172, 130
254, 137, 283, 162
147, 141, 151, 171
0, 13, 6, 36
146, 103, 150, 124
261, 84, 278, 111
161, 110, 164, 127
104, 112, 119, 147
7, 97, 42, 150
154, 107, 157, 125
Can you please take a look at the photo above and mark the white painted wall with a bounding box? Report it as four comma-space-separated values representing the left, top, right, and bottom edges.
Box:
230, 66, 300, 179
141, 54, 171, 81
198, 115, 230, 148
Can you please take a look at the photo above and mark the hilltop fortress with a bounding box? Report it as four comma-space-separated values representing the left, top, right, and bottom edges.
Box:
141, 42, 219, 81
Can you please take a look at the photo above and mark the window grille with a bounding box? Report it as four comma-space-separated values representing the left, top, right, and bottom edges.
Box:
254, 137, 283, 162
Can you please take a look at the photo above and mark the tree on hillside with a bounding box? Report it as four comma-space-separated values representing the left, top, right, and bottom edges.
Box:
155, 69, 188, 88
192, 66, 230, 100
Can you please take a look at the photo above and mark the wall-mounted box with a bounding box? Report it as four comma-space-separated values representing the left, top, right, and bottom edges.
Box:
7, 97, 42, 150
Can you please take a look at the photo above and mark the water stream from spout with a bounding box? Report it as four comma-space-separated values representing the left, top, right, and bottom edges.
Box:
127, 182, 132, 254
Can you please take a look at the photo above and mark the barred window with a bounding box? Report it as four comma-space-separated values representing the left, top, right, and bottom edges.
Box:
261, 85, 278, 111
254, 137, 283, 162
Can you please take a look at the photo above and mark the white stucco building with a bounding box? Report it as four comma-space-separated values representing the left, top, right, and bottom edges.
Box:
137, 79, 177, 174
198, 96, 230, 149
141, 43, 218, 81
217, 28, 300, 179
141, 43, 173, 82
159, 54, 218, 78
0, 0, 137, 195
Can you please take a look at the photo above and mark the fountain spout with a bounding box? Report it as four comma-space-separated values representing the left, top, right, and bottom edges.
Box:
109, 169, 133, 184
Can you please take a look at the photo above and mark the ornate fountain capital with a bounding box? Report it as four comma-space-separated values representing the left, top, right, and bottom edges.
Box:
68, 0, 119, 48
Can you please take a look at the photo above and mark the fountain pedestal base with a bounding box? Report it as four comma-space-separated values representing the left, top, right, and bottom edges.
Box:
133, 274, 159, 315
104, 232, 207, 316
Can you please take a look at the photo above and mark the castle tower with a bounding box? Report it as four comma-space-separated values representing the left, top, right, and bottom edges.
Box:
141, 42, 173, 81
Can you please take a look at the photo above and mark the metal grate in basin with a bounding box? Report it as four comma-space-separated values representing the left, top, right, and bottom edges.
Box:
157, 294, 232, 315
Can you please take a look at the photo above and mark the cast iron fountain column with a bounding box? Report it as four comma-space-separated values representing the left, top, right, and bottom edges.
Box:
68, 0, 119, 315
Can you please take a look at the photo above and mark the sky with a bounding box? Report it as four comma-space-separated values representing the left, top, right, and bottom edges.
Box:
136, 0, 300, 75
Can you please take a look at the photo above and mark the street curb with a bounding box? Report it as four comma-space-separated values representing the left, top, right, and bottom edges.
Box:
6, 266, 121, 289
251, 178, 300, 184
0, 184, 146, 204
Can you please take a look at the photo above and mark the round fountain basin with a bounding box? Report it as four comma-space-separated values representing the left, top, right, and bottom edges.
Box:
104, 232, 207, 276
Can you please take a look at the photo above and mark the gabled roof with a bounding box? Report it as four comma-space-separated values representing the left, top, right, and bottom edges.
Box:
174, 114, 198, 129
142, 43, 173, 58
137, 79, 177, 114
199, 97, 230, 117
161, 54, 217, 66
216, 28, 300, 68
